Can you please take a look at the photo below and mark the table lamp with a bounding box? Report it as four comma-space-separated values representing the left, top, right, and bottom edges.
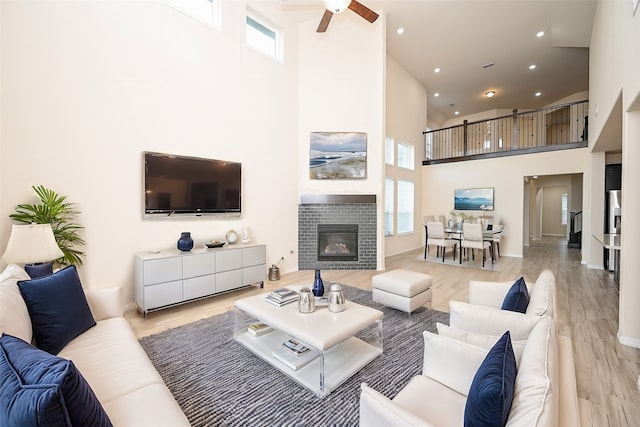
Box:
2, 223, 64, 278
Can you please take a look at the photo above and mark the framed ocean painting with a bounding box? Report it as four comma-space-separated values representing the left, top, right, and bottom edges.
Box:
309, 132, 367, 180
454, 187, 494, 211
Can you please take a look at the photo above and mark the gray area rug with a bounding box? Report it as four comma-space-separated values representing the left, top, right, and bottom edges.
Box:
139, 284, 449, 426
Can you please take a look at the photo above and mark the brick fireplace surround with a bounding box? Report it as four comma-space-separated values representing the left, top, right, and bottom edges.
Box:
298, 194, 377, 270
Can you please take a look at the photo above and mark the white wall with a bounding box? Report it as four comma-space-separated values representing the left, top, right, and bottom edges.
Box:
589, 0, 640, 347
421, 148, 590, 258
0, 1, 301, 304
385, 55, 427, 257
297, 10, 386, 268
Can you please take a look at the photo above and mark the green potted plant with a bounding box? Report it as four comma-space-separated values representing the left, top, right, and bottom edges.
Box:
9, 185, 85, 267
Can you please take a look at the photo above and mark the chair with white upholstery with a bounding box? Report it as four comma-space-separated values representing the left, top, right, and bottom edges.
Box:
427, 222, 457, 262
492, 226, 504, 259
422, 215, 436, 259
461, 223, 491, 267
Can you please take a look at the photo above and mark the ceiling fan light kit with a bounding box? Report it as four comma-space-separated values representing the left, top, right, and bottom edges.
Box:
317, 0, 379, 33
323, 0, 350, 14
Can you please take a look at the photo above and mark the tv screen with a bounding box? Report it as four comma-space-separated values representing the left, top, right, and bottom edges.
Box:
454, 187, 494, 211
144, 152, 241, 216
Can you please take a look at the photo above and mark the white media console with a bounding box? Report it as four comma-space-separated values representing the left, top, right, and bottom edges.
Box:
134, 244, 266, 315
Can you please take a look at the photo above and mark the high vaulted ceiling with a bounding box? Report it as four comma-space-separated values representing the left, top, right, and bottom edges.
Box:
282, 0, 596, 126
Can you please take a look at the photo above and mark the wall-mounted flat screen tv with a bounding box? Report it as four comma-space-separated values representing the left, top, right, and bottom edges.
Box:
454, 187, 494, 211
143, 152, 241, 217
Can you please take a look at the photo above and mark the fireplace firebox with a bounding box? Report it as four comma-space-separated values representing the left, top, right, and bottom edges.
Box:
317, 224, 358, 261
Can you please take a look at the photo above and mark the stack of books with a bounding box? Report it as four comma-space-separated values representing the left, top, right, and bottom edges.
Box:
265, 288, 299, 307
272, 339, 319, 371
247, 322, 274, 337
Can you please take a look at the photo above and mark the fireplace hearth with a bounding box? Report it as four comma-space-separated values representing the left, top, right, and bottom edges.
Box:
317, 224, 358, 261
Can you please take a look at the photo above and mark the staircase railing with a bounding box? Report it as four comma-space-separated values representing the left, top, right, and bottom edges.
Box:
423, 100, 588, 164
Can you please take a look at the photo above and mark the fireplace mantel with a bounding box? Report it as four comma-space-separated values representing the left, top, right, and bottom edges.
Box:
300, 194, 376, 205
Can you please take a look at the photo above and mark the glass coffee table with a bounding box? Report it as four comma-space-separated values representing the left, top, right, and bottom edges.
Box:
233, 287, 383, 398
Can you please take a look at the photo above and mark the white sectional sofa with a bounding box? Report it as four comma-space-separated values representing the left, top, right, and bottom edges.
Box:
0, 264, 190, 426
360, 269, 580, 427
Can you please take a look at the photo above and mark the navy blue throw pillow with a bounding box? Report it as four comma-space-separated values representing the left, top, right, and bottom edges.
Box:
0, 334, 112, 427
25, 262, 54, 279
464, 331, 517, 427
501, 277, 530, 313
18, 265, 96, 355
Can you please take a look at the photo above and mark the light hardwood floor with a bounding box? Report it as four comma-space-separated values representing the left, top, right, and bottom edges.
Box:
126, 237, 640, 426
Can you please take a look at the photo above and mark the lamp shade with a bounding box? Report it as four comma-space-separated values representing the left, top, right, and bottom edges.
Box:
323, 0, 351, 13
2, 224, 64, 264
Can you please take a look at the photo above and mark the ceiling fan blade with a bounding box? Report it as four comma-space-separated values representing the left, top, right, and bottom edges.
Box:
316, 9, 333, 33
348, 0, 379, 23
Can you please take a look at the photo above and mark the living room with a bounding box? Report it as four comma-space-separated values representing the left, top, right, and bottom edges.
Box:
1, 0, 640, 425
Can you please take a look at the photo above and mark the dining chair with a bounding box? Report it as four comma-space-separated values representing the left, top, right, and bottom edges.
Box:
422, 215, 436, 258
461, 222, 492, 267
427, 222, 457, 262
492, 225, 504, 259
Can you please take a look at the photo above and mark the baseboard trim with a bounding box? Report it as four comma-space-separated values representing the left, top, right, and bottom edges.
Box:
618, 332, 640, 349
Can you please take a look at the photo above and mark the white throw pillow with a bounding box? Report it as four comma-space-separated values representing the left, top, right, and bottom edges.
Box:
436, 323, 527, 366
422, 331, 489, 397
507, 316, 558, 427
449, 301, 544, 341
0, 264, 33, 343
526, 270, 556, 317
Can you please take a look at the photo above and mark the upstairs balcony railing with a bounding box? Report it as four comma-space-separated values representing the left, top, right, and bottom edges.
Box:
423, 100, 589, 164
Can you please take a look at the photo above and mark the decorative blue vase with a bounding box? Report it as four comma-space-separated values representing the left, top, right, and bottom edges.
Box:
177, 232, 194, 252
312, 269, 324, 297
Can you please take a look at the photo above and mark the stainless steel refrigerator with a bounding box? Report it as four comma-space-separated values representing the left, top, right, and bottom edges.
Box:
606, 190, 621, 270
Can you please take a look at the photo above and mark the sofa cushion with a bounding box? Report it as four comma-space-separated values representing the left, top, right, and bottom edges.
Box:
501, 277, 529, 313
464, 331, 517, 427
58, 318, 166, 404
0, 264, 33, 343
0, 334, 112, 427
526, 269, 555, 317
18, 265, 96, 355
436, 323, 526, 366
449, 301, 544, 341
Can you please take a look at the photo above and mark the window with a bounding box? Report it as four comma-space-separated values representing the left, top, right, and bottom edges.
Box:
165, 0, 221, 30
385, 137, 395, 165
246, 10, 283, 61
385, 178, 395, 236
397, 141, 414, 170
397, 180, 415, 234
561, 193, 568, 225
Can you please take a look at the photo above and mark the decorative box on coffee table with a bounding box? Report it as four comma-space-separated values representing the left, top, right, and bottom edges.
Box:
233, 287, 383, 398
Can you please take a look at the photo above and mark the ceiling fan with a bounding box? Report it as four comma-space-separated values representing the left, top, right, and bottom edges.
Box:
317, 0, 379, 33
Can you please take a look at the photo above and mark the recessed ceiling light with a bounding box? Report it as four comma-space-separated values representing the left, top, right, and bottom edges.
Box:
396, 27, 404, 35
529, 64, 536, 70
535, 92, 542, 97
533, 175, 539, 179
434, 93, 440, 97
434, 67, 441, 73
454, 111, 460, 115
536, 31, 545, 38
485, 90, 496, 98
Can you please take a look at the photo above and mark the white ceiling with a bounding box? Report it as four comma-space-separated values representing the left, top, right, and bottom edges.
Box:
281, 0, 596, 126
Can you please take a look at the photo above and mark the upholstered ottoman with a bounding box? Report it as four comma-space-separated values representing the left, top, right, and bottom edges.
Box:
371, 270, 432, 313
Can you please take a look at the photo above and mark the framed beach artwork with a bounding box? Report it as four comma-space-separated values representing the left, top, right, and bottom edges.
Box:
454, 187, 494, 211
309, 132, 367, 180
